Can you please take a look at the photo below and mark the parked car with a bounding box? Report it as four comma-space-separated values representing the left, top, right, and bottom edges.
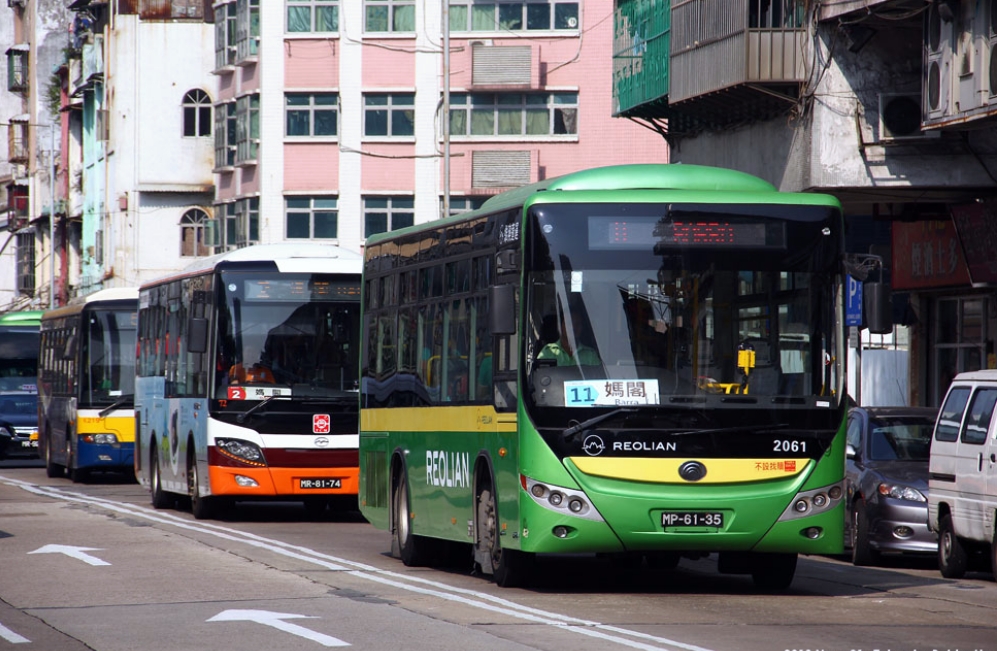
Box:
845, 405, 939, 566
927, 370, 997, 581
0, 391, 40, 461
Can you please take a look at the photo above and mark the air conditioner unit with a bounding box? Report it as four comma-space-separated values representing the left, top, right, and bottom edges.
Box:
923, 2, 952, 119
879, 93, 939, 142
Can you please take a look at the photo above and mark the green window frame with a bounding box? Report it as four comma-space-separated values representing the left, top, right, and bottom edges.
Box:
287, 0, 339, 33
449, 92, 578, 136
364, 0, 415, 33
286, 197, 339, 239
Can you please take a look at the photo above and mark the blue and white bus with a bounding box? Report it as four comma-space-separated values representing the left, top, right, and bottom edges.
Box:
134, 243, 363, 519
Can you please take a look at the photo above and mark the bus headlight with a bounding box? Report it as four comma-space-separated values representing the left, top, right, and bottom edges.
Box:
215, 438, 266, 466
520, 474, 604, 522
82, 433, 119, 445
778, 481, 845, 522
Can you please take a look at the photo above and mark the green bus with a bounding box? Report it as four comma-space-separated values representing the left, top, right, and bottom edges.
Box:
359, 164, 874, 589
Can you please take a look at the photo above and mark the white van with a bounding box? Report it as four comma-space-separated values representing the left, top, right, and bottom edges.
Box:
927, 370, 997, 581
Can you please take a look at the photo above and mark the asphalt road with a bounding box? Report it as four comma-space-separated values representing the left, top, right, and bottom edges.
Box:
0, 459, 994, 651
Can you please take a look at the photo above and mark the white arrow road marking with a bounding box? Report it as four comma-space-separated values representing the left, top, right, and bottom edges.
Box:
28, 544, 111, 566
208, 609, 349, 647
0, 622, 30, 644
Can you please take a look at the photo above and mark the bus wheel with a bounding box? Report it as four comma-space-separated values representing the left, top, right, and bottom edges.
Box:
938, 513, 967, 578
750, 553, 797, 591
44, 431, 63, 478
66, 436, 88, 483
392, 466, 429, 566
188, 448, 215, 520
150, 445, 171, 509
475, 486, 531, 587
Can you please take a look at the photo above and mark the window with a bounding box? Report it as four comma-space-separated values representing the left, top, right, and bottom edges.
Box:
364, 93, 415, 137
183, 90, 212, 137
180, 209, 212, 257
286, 197, 338, 239
235, 94, 260, 163
364, 197, 414, 236
449, 1, 578, 32
7, 121, 28, 163
449, 92, 578, 137
16, 232, 34, 296
288, 0, 338, 32
214, 2, 237, 68
365, 0, 415, 33
444, 196, 486, 217
171, 0, 203, 18
6, 48, 28, 92
234, 197, 260, 246
214, 101, 237, 168
235, 0, 260, 61
286, 93, 338, 137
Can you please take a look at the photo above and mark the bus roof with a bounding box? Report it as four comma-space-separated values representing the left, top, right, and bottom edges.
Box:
42, 287, 139, 322
140, 243, 362, 290
0, 310, 43, 328
365, 163, 842, 247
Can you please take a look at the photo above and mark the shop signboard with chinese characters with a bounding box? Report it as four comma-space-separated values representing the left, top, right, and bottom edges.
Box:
892, 219, 971, 290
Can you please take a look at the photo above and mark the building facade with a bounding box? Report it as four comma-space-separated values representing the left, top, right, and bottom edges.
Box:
614, 0, 997, 407
214, 0, 667, 253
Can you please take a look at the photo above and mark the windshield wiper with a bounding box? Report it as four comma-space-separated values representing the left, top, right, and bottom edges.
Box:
667, 423, 789, 436
236, 395, 290, 424
562, 407, 639, 441
98, 394, 134, 418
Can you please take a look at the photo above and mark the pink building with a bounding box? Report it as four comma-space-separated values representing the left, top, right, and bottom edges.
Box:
212, 1, 667, 254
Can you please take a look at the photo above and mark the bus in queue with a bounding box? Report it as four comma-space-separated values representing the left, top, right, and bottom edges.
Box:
358, 163, 890, 589
0, 310, 43, 459
37, 289, 138, 481
134, 243, 363, 519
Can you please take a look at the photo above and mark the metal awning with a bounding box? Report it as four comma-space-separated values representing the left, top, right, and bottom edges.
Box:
5, 43, 29, 53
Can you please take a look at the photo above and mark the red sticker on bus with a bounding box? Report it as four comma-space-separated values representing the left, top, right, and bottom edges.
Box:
313, 414, 331, 434
785, 460, 796, 472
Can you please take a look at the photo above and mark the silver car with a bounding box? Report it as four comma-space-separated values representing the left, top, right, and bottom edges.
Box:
845, 406, 939, 566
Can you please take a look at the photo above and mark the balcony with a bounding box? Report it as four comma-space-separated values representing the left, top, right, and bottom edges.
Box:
613, 0, 806, 135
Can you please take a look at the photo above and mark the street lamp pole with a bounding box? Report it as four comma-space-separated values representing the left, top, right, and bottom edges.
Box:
49, 122, 56, 309
442, 0, 450, 218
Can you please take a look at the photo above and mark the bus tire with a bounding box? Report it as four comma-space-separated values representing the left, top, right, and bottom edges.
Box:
751, 553, 797, 591
150, 444, 171, 510
938, 512, 967, 578
44, 430, 63, 478
66, 435, 88, 483
393, 466, 429, 566
851, 499, 879, 566
188, 447, 215, 520
476, 486, 531, 587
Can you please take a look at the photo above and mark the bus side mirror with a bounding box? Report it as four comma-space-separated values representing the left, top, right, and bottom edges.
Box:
489, 284, 516, 335
864, 281, 892, 335
188, 317, 208, 354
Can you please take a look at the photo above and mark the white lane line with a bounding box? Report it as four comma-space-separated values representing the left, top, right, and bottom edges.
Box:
0, 475, 716, 651
0, 622, 30, 644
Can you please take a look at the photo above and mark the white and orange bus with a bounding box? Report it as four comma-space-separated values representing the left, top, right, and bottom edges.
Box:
134, 243, 362, 518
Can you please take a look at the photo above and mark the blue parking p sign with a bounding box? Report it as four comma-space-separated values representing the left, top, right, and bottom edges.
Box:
846, 275, 862, 326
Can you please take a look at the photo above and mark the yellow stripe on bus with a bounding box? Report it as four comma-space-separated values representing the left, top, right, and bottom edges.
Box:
77, 415, 136, 443
361, 406, 516, 433
569, 457, 811, 484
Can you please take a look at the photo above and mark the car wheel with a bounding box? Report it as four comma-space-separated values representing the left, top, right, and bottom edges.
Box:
851, 499, 880, 566
938, 512, 967, 578
990, 528, 997, 584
